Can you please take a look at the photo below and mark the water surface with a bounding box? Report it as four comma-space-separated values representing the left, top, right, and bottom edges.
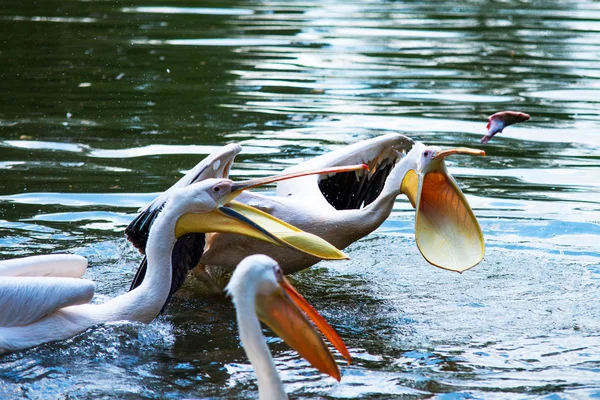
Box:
1, 0, 599, 398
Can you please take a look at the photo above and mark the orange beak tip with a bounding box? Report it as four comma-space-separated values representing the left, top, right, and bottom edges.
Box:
361, 163, 369, 171
331, 368, 341, 382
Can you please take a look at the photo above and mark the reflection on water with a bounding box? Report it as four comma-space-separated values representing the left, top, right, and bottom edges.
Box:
1, 0, 599, 398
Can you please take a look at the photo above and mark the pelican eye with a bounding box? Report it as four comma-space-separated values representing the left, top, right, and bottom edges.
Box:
213, 186, 221, 193
423, 150, 430, 158
273, 265, 284, 282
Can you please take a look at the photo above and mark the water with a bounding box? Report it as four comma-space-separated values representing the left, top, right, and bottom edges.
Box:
1, 0, 599, 398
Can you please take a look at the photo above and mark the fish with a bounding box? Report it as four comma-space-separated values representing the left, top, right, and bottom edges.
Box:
480, 111, 530, 144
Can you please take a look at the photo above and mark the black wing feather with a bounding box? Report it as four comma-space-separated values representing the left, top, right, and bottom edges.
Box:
124, 165, 210, 254
125, 203, 164, 254
363, 162, 393, 207
318, 159, 395, 210
129, 256, 148, 291
129, 233, 206, 314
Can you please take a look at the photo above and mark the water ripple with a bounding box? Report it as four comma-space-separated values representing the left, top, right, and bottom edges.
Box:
122, 7, 254, 16
2, 0, 600, 398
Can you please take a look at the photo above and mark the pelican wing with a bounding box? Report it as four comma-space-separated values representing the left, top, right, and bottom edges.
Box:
129, 233, 206, 313
0, 254, 88, 278
125, 143, 241, 253
276, 133, 413, 210
126, 144, 240, 300
0, 276, 95, 327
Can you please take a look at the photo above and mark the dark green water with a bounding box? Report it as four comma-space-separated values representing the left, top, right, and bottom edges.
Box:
1, 0, 599, 398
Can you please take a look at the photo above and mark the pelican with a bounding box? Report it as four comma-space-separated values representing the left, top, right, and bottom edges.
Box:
226, 254, 351, 400
0, 166, 361, 354
127, 133, 485, 297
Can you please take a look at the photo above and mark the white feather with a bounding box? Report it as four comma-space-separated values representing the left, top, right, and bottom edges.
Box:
0, 254, 88, 278
141, 143, 241, 213
0, 276, 94, 327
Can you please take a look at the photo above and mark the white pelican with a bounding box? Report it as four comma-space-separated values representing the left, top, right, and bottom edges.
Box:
0, 166, 362, 354
127, 133, 485, 296
226, 254, 351, 400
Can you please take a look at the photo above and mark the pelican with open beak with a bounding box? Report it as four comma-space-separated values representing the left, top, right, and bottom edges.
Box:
0, 165, 363, 354
400, 144, 486, 272
226, 254, 351, 400
175, 163, 368, 261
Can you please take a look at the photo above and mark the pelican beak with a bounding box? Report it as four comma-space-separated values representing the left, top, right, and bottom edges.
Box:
175, 164, 368, 260
434, 147, 485, 159
255, 276, 351, 381
225, 163, 369, 204
401, 148, 486, 272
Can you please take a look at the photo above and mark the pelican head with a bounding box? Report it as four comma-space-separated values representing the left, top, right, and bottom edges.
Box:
401, 143, 486, 272
227, 254, 351, 386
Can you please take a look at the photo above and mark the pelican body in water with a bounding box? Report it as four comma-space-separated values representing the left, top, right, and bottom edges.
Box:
127, 133, 485, 297
0, 166, 361, 354
226, 254, 351, 400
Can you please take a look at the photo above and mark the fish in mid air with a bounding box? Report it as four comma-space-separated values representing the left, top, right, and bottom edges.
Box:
480, 111, 530, 144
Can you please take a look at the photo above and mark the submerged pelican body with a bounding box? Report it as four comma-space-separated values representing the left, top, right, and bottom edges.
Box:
0, 167, 358, 354
226, 254, 351, 400
127, 133, 485, 298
